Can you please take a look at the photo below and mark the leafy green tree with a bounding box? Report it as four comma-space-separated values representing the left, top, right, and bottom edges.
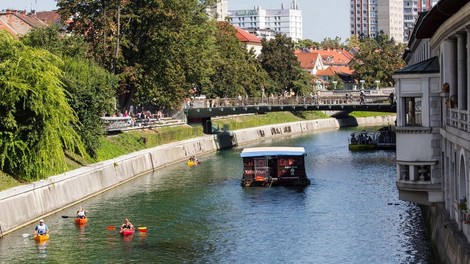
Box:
320, 37, 345, 49
0, 31, 85, 180
259, 34, 310, 96
329, 74, 344, 90
350, 32, 405, 87
21, 27, 117, 158
206, 22, 270, 98
59, 0, 217, 111
295, 39, 320, 50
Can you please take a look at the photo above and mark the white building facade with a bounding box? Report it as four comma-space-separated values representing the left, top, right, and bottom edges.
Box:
207, 0, 228, 21
228, 0, 302, 42
393, 1, 470, 262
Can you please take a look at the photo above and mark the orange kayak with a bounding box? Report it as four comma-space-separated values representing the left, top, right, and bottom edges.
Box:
74, 217, 88, 225
34, 234, 49, 242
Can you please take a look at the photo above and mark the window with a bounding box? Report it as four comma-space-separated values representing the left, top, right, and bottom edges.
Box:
404, 97, 422, 126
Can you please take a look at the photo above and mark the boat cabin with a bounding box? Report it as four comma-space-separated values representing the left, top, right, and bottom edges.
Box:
240, 147, 310, 187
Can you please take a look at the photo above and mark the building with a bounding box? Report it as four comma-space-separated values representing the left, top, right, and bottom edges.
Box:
350, 0, 403, 42
234, 26, 262, 57
295, 48, 355, 89
393, 0, 470, 262
0, 10, 48, 37
206, 0, 228, 21
228, 0, 302, 42
403, 0, 438, 42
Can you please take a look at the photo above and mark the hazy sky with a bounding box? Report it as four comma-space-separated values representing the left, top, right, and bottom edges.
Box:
2, 0, 350, 42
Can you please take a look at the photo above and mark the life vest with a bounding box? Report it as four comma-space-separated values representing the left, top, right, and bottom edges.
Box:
36, 224, 47, 234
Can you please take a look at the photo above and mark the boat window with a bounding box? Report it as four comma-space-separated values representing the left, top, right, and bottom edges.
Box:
404, 97, 422, 126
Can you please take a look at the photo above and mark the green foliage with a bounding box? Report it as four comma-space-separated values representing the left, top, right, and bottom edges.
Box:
320, 37, 345, 49
349, 111, 395, 118
0, 170, 21, 191
0, 31, 86, 180
350, 32, 405, 87
95, 126, 203, 161
61, 57, 117, 158
259, 34, 310, 96
206, 22, 270, 98
295, 39, 320, 49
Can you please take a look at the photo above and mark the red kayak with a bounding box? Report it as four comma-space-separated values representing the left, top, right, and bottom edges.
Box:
120, 227, 135, 236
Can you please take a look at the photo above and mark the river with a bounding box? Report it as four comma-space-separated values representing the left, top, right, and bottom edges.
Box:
0, 127, 435, 263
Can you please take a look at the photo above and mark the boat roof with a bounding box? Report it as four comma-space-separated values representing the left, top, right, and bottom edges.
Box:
240, 147, 306, 158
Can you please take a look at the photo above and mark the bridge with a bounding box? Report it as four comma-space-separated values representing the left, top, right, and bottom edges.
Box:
184, 92, 396, 133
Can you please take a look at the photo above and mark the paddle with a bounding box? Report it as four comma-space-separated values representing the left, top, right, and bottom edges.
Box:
106, 225, 148, 232
61, 215, 94, 218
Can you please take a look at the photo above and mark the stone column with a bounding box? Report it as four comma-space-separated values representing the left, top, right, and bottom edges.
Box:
457, 33, 467, 110
443, 38, 458, 99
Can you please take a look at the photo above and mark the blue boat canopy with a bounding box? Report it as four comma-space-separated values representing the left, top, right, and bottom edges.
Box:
240, 147, 306, 158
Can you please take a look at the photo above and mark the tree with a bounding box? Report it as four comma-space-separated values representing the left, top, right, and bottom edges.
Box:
295, 39, 320, 50
0, 31, 85, 180
349, 33, 405, 87
21, 27, 117, 159
320, 37, 345, 49
259, 34, 310, 96
59, 0, 218, 111
206, 22, 271, 98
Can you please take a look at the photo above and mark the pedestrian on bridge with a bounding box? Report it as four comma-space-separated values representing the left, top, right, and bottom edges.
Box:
360, 91, 365, 105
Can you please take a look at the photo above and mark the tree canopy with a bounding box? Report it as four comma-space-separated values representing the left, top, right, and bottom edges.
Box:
0, 31, 85, 180
349, 33, 405, 87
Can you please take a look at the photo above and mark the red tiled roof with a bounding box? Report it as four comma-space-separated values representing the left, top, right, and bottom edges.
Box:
295, 52, 321, 69
234, 26, 261, 43
299, 48, 353, 66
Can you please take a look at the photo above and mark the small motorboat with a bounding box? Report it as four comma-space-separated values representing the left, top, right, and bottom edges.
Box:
120, 227, 135, 236
74, 217, 88, 225
33, 234, 49, 242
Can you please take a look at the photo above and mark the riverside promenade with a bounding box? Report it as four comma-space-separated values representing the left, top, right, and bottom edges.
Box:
0, 115, 395, 236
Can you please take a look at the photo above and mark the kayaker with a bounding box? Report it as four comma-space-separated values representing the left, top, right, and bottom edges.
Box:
34, 219, 49, 236
120, 218, 134, 231
77, 207, 86, 219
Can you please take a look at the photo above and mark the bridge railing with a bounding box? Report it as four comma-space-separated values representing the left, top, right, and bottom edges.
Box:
185, 95, 391, 109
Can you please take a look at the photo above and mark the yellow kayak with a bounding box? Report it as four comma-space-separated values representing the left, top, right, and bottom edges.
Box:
34, 234, 49, 242
187, 160, 199, 166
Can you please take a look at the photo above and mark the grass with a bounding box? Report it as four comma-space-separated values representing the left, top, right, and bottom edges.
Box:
0, 110, 393, 191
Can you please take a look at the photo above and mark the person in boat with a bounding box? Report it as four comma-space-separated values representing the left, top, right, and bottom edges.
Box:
120, 218, 134, 231
76, 207, 86, 219
34, 219, 49, 236
189, 155, 199, 163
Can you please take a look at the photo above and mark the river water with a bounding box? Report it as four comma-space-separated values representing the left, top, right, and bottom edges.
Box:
0, 127, 435, 263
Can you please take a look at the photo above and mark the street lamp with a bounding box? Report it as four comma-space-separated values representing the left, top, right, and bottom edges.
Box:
375, 80, 380, 90
360, 80, 365, 90
332, 81, 338, 90
316, 80, 322, 90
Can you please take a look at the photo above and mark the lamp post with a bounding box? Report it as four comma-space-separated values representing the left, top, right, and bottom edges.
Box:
375, 80, 380, 90
316, 80, 322, 90
360, 80, 365, 90
332, 81, 338, 90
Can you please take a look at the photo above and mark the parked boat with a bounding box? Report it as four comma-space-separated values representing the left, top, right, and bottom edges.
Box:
348, 131, 377, 151
74, 217, 88, 225
375, 126, 396, 150
120, 227, 135, 236
33, 234, 49, 242
240, 147, 310, 187
348, 126, 396, 151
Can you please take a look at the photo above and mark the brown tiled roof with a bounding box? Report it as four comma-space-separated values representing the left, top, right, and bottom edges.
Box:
35, 11, 61, 26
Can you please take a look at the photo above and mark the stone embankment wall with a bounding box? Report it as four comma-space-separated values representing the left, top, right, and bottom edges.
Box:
0, 116, 395, 235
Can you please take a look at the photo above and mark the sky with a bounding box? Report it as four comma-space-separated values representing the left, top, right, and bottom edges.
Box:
2, 0, 350, 42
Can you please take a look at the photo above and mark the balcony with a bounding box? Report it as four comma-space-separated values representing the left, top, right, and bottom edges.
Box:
396, 161, 442, 205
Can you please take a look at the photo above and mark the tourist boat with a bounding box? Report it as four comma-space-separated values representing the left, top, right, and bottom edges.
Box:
374, 126, 396, 150
33, 234, 49, 242
348, 131, 377, 151
74, 217, 88, 225
120, 227, 135, 236
240, 147, 310, 187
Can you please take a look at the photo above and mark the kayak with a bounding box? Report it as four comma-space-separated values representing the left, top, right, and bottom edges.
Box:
74, 217, 88, 225
187, 160, 200, 166
120, 227, 135, 236
33, 234, 49, 242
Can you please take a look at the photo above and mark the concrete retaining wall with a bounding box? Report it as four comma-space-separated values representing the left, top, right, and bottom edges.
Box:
0, 116, 395, 235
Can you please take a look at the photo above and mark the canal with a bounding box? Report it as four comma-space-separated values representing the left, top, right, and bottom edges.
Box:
0, 127, 435, 263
